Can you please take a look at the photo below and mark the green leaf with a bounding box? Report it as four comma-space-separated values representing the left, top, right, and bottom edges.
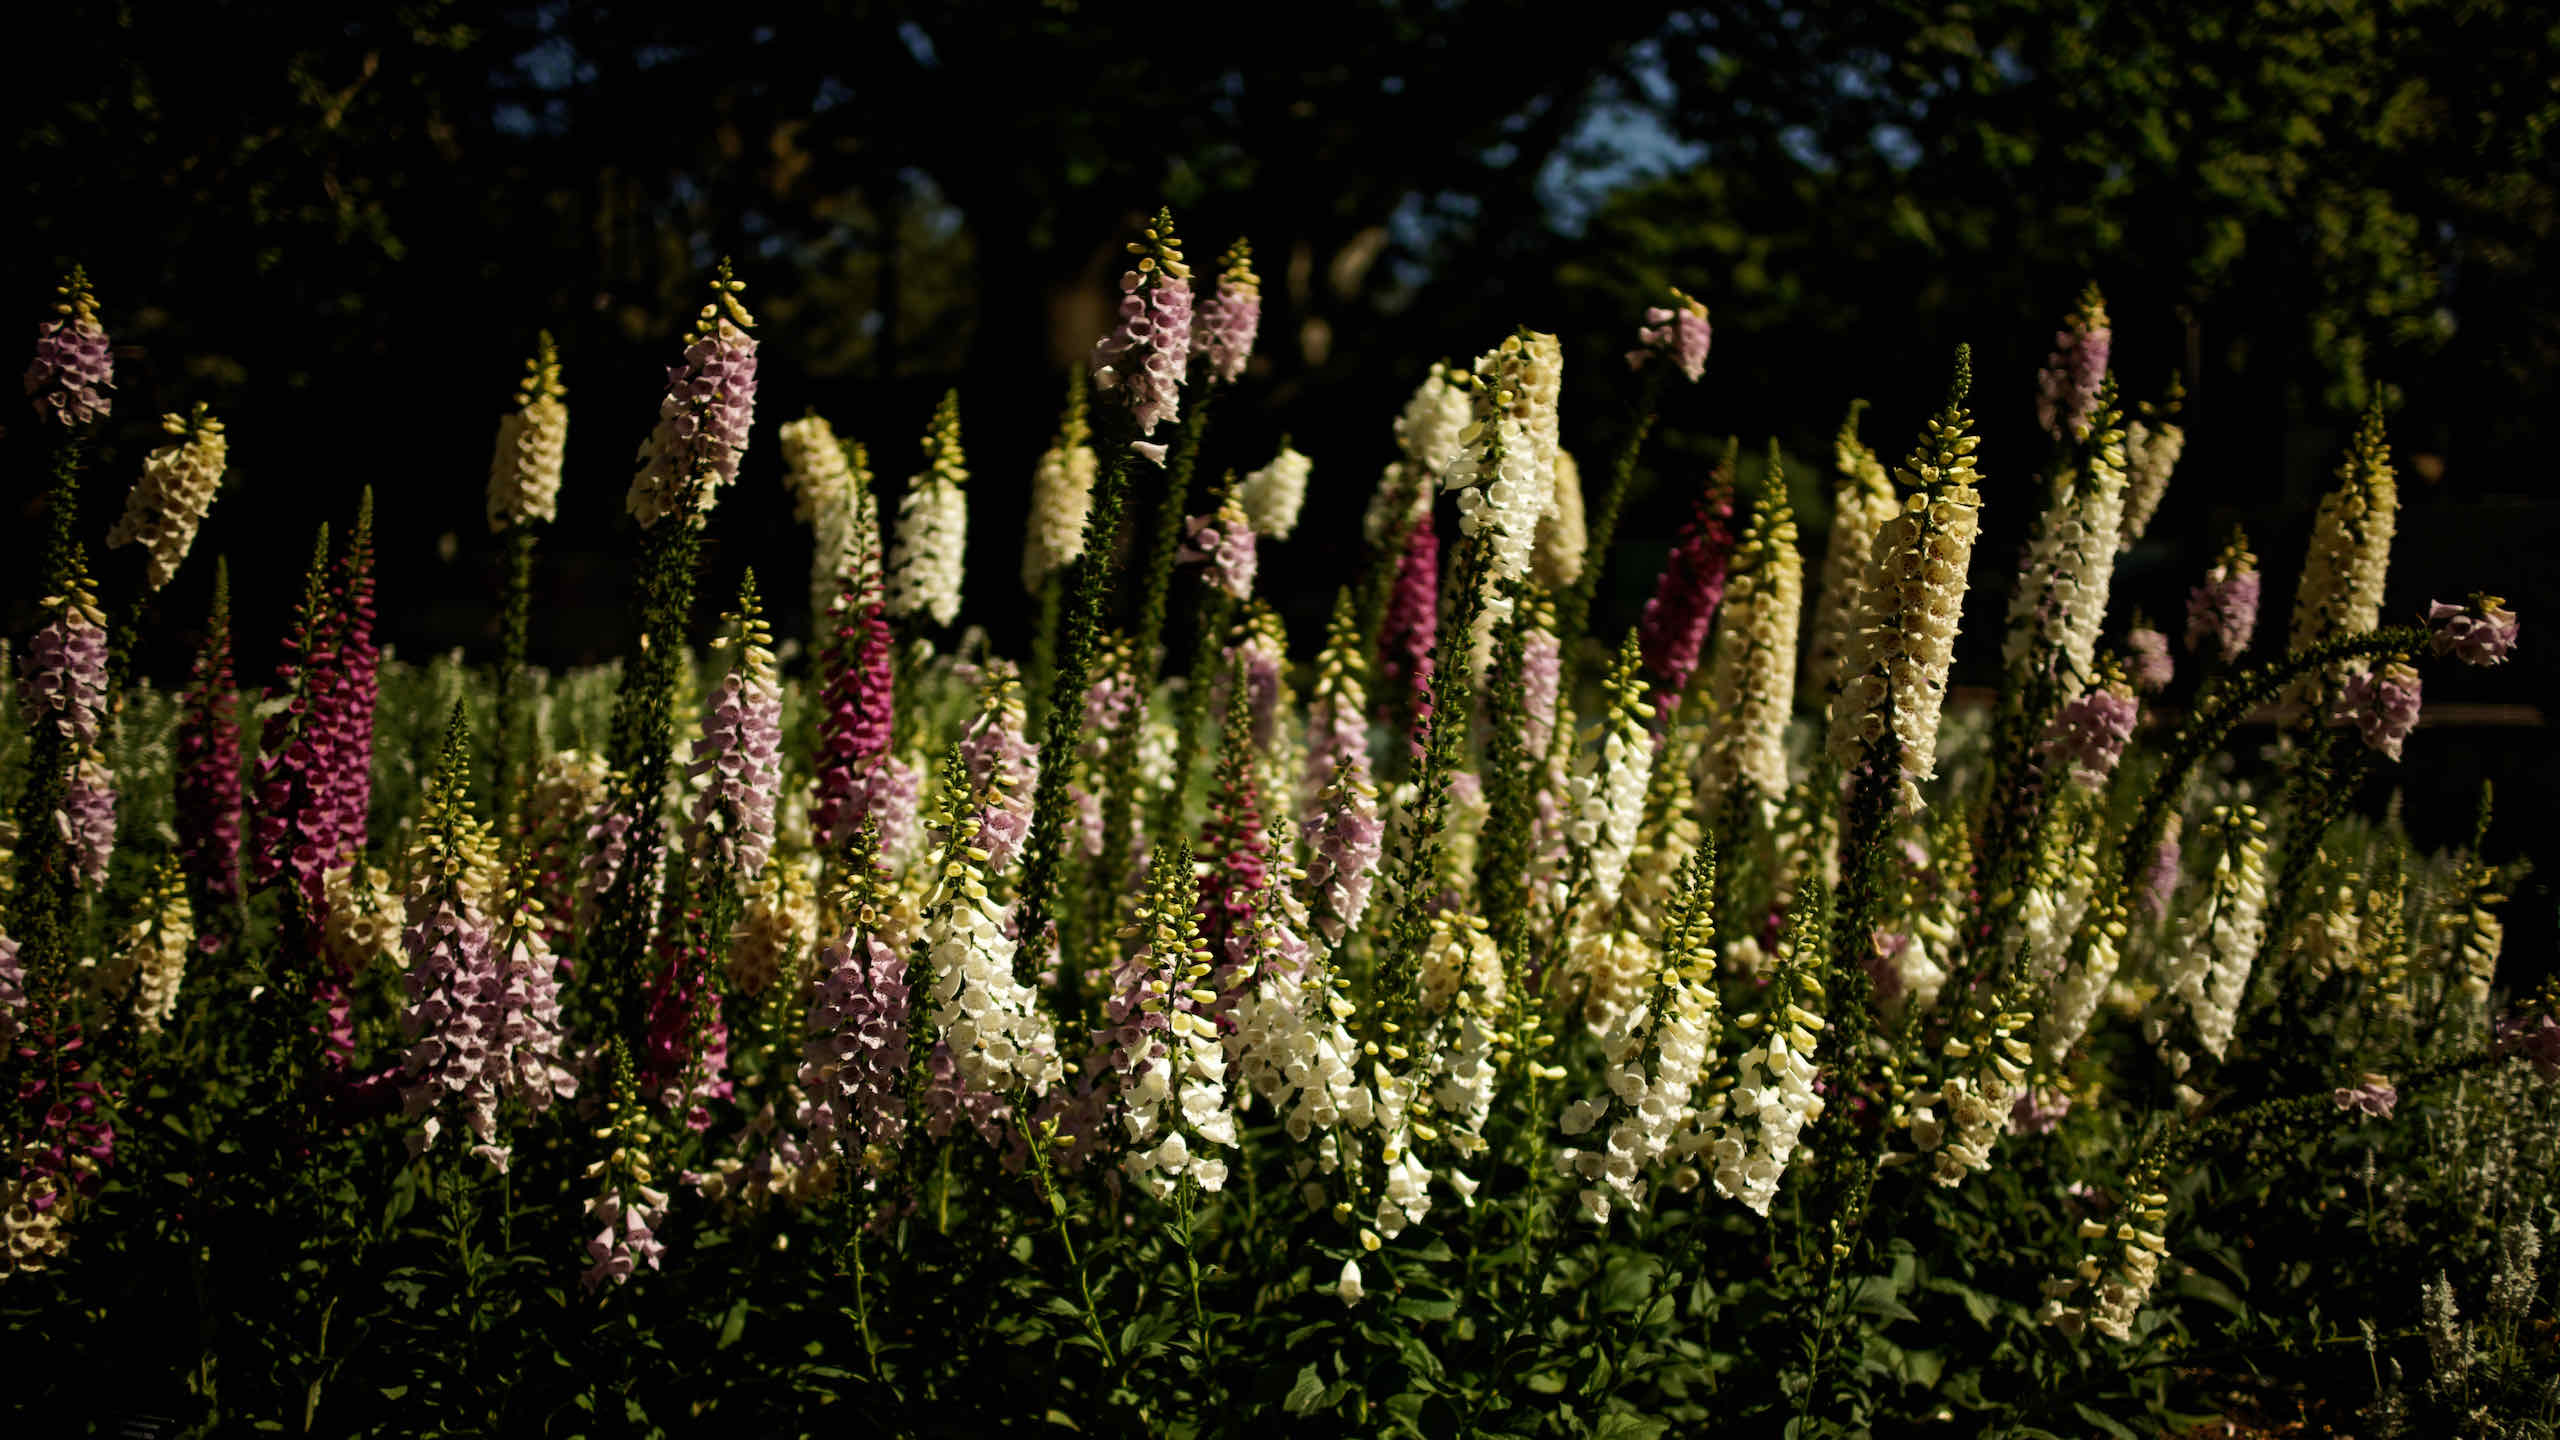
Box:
2072, 1402, 2143, 1440
1924, 1277, 1998, 1329
1284, 1364, 1327, 1416
2171, 1271, 2248, 1318
717, 1297, 749, 1349
1594, 1412, 1668, 1440
1849, 1275, 1917, 1324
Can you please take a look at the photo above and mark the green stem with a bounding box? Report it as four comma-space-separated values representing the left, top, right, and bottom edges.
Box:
494, 522, 540, 810
1569, 367, 1664, 636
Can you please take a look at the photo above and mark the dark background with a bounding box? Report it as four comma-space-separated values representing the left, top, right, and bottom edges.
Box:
8, 0, 2554, 967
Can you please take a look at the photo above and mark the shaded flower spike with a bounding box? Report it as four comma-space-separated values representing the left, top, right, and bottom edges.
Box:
1806, 398, 1900, 701
2332, 1072, 2398, 1119
175, 560, 243, 902
1090, 206, 1195, 451
2041, 664, 2139, 782
688, 577, 784, 880
1444, 328, 1564, 641
2035, 281, 2111, 442
1699, 452, 1803, 812
778, 409, 867, 626
1240, 437, 1311, 540
1178, 480, 1257, 601
1022, 370, 1098, 590
397, 710, 510, 1168
108, 405, 229, 592
2334, 660, 2422, 762
1638, 438, 1739, 709
628, 262, 758, 528
488, 331, 568, 533
1192, 236, 1261, 386
2186, 528, 2259, 662
2285, 401, 2397, 701
798, 833, 911, 1177
2117, 371, 2185, 550
1626, 285, 1712, 383
2427, 595, 2519, 666
2123, 618, 2172, 693
886, 389, 968, 628
25, 267, 112, 427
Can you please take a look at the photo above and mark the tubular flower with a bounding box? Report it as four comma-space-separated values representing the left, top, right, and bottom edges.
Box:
729, 857, 816, 997
812, 570, 896, 851
108, 407, 228, 591
1198, 679, 1273, 981
2286, 403, 2399, 699
1394, 361, 1475, 481
1806, 399, 1900, 701
315, 494, 380, 870
580, 1057, 671, 1291
1826, 349, 1985, 809
1101, 846, 1240, 1198
486, 870, 578, 1119
397, 721, 510, 1168
885, 390, 968, 628
1303, 593, 1372, 822
521, 749, 610, 944
1917, 999, 2036, 1187
1228, 879, 1369, 1143
251, 532, 339, 904
108, 859, 193, 1034
2186, 530, 2260, 661
687, 587, 783, 879
2034, 283, 2111, 443
1419, 911, 1505, 1165
2335, 661, 2423, 762
1561, 847, 1721, 1224
629, 267, 758, 528
2040, 670, 2139, 782
958, 664, 1040, 878
1625, 286, 1713, 382
1022, 372, 1097, 589
1304, 755, 1384, 950
2004, 383, 2129, 686
2332, 1073, 2397, 1118
22, 569, 110, 750
2124, 624, 2172, 692
1638, 443, 1739, 709
1191, 237, 1261, 386
1709, 884, 1826, 1216
2042, 1183, 2171, 1342
61, 754, 117, 891
2116, 373, 2185, 551
1700, 468, 1803, 813
1533, 447, 1588, 590
487, 332, 568, 533
1090, 207, 1195, 445
1567, 636, 1656, 909
1443, 329, 1563, 639
2427, 595, 2519, 666
175, 570, 243, 902
923, 749, 1061, 1097
24, 268, 112, 427
799, 866, 912, 1180
1178, 488, 1258, 600
1241, 439, 1311, 540
1379, 516, 1439, 740
778, 410, 865, 624
2040, 893, 2131, 1063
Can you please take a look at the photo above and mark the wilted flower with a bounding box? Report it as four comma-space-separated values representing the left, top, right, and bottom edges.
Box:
2332, 1073, 2398, 1119
2426, 595, 2518, 666
2334, 661, 2422, 762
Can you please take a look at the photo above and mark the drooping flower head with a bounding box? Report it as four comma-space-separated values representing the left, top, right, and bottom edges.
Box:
25, 267, 112, 428
1022, 369, 1098, 590
628, 263, 758, 529
488, 332, 568, 533
1240, 437, 1311, 540
2335, 661, 2423, 762
1090, 207, 1194, 450
688, 577, 784, 880
108, 406, 229, 592
2427, 595, 2520, 667
1178, 481, 1257, 601
1826, 348, 1986, 810
176, 559, 244, 903
1638, 438, 1739, 709
885, 389, 968, 628
2035, 282, 2111, 443
2186, 528, 2260, 662
1191, 236, 1261, 386
1625, 286, 1712, 383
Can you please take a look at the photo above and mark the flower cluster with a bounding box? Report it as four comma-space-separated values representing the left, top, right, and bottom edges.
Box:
2004, 384, 2128, 686
1240, 439, 1311, 540
107, 407, 228, 591
799, 853, 911, 1177
923, 752, 1061, 1097
1178, 488, 1258, 601
1700, 471, 1802, 811
2040, 672, 2139, 782
1561, 848, 1721, 1223
629, 269, 758, 528
1625, 287, 1712, 383
2186, 529, 2260, 662
2286, 403, 2398, 696
779, 410, 869, 624
1806, 399, 1900, 700
397, 723, 510, 1169
1022, 374, 1097, 589
688, 588, 784, 879
1444, 331, 1563, 639
2034, 283, 2111, 442
1709, 887, 1826, 1216
1191, 237, 1261, 386
2041, 1182, 2169, 1340
1566, 638, 1655, 907
886, 390, 969, 627
24, 269, 112, 427
2426, 595, 2519, 666
1099, 848, 1239, 1198
1638, 446, 1737, 708
487, 332, 568, 533
2116, 373, 2185, 550
2335, 660, 2423, 761
1090, 208, 1194, 446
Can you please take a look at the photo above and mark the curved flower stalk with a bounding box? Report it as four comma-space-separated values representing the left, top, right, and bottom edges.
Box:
957, 663, 1039, 879
488, 332, 568, 533
1710, 882, 1827, 1216
1090, 207, 1195, 452
2116, 372, 2185, 550
1443, 329, 1563, 644
1562, 845, 1721, 1224
1178, 487, 1257, 601
107, 406, 228, 592
729, 856, 816, 998
1022, 372, 1098, 590
1826, 348, 1986, 810
397, 715, 510, 1168
24, 267, 112, 427
628, 265, 758, 529
2285, 402, 2399, 703
1565, 635, 1655, 909
2427, 594, 2520, 666
2003, 381, 2129, 688
2186, 529, 2259, 663
2040, 892, 2131, 1064
886, 390, 969, 629
580, 1048, 670, 1291
108, 858, 193, 1035
687, 580, 783, 881
175, 561, 243, 904
1099, 845, 1239, 1198
2042, 1168, 2170, 1341
1638, 439, 1739, 709
1700, 463, 1803, 815
922, 747, 1061, 1099
798, 840, 910, 1175
1806, 399, 1900, 702
1533, 447, 1587, 590
2034, 283, 2111, 443
1626, 286, 1713, 382
2161, 804, 2270, 1065
1191, 237, 1261, 386
1240, 438, 1310, 540
249, 530, 338, 906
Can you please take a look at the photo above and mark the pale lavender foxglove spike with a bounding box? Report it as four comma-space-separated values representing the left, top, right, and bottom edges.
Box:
399, 896, 506, 1165
799, 930, 910, 1171
1191, 238, 1262, 385
2125, 627, 2172, 693
2035, 285, 2111, 442
1178, 494, 1257, 600
2041, 682, 2138, 781
1522, 626, 1561, 758
2186, 569, 2259, 661
1626, 288, 1712, 383
1304, 757, 1383, 947
2427, 597, 2519, 666
2136, 829, 2181, 924
62, 755, 118, 890
688, 602, 784, 879
25, 271, 112, 427
2334, 662, 2422, 761
629, 271, 759, 528
2331, 1074, 2397, 1118
1089, 211, 1194, 440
